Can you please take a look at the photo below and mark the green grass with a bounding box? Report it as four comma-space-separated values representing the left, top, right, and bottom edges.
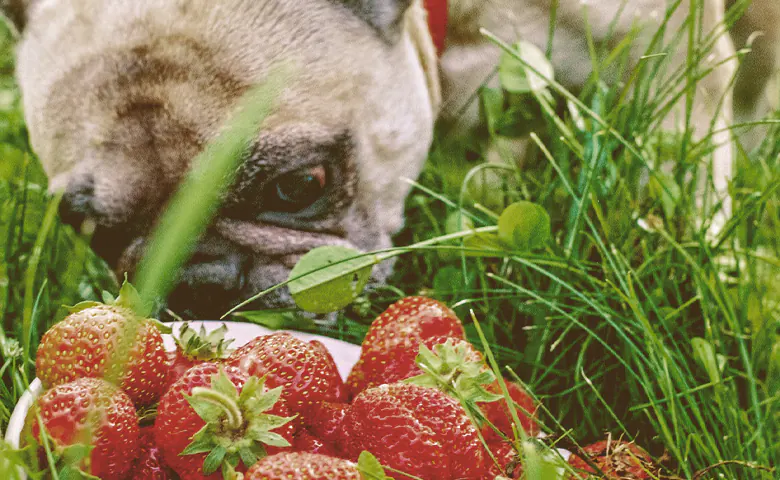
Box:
1, 2, 779, 479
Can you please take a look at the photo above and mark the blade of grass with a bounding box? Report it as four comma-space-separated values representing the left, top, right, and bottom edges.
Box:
134, 66, 291, 311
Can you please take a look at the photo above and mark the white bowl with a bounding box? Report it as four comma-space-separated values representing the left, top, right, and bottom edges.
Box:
4, 321, 361, 451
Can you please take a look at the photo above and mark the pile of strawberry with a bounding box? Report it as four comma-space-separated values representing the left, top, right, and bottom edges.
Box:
22, 284, 660, 479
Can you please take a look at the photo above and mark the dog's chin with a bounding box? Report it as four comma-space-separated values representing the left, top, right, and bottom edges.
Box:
163, 271, 290, 321
163, 258, 395, 321
114, 234, 396, 321
114, 238, 295, 319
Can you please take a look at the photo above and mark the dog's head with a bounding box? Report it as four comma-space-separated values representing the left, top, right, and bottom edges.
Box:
5, 0, 441, 317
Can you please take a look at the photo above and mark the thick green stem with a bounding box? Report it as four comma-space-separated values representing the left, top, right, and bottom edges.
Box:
191, 387, 243, 430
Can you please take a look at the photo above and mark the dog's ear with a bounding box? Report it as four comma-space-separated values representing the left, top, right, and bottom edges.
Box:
338, 0, 414, 43
1, 0, 35, 33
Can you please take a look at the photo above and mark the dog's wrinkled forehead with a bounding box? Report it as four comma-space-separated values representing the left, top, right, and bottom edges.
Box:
11, 0, 433, 176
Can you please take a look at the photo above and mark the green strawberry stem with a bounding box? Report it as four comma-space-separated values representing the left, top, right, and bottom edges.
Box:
190, 387, 243, 430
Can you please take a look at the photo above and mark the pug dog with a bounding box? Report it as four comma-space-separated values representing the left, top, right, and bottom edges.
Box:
2, 0, 777, 318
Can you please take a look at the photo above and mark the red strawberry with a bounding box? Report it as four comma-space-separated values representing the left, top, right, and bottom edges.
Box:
307, 402, 349, 455
343, 383, 489, 479
36, 304, 168, 406
226, 332, 346, 428
165, 323, 234, 389
479, 380, 539, 441
132, 426, 177, 480
26, 377, 140, 479
155, 362, 295, 480
292, 431, 338, 457
245, 452, 360, 480
308, 339, 334, 360
347, 297, 465, 397
568, 439, 657, 479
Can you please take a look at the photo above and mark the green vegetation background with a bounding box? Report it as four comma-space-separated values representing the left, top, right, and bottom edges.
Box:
1, 5, 779, 478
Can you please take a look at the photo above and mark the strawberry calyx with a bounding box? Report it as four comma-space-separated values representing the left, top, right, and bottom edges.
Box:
405, 338, 503, 416
182, 369, 296, 479
174, 322, 234, 361
63, 278, 172, 335
65, 278, 169, 333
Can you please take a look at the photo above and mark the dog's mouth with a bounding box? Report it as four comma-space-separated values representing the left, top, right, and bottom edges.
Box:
104, 218, 373, 320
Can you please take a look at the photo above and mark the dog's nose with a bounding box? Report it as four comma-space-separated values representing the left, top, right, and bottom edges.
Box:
58, 173, 97, 230
165, 248, 247, 319
58, 173, 132, 265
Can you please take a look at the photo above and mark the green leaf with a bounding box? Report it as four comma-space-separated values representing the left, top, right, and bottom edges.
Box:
521, 440, 566, 480
416, 344, 441, 370
432, 266, 468, 293
222, 461, 238, 480
59, 466, 80, 480
439, 213, 477, 261
649, 173, 681, 220
202, 446, 227, 475
471, 370, 501, 388
691, 337, 722, 385
248, 442, 269, 461
769, 339, 780, 397
58, 465, 101, 480
479, 86, 505, 136
250, 413, 296, 433
405, 373, 440, 389
60, 444, 93, 466
462, 232, 511, 257
114, 277, 147, 315
357, 451, 388, 480
238, 376, 265, 406
497, 201, 551, 252
238, 446, 257, 468
211, 369, 239, 399
185, 395, 224, 425
248, 430, 292, 448
246, 385, 284, 416
288, 246, 376, 314
148, 318, 173, 334
64, 301, 102, 314
445, 211, 475, 235
181, 427, 217, 456
499, 41, 554, 94
53, 443, 102, 480
101, 290, 115, 305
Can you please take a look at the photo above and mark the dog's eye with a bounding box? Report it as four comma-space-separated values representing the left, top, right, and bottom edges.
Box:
268, 165, 328, 213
